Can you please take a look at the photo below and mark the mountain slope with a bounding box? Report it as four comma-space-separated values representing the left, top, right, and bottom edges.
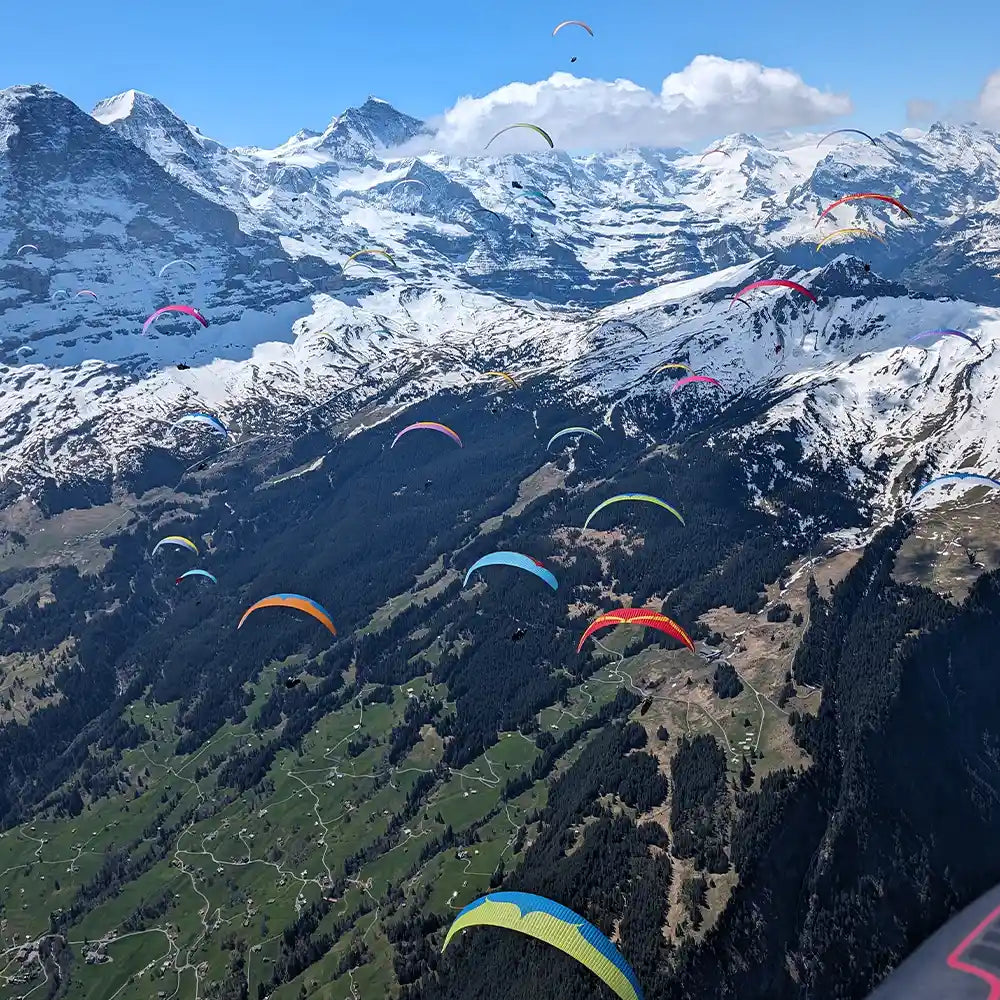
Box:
1, 80, 1000, 1000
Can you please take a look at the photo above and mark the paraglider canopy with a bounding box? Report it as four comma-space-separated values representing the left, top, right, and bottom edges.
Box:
463, 552, 558, 591
238, 594, 337, 635
483, 371, 519, 389
732, 279, 817, 305
443, 892, 643, 1000
906, 329, 983, 353
671, 374, 721, 394
516, 188, 556, 209
343, 248, 398, 271
577, 607, 694, 654
583, 494, 685, 530
817, 128, 878, 147
159, 259, 197, 278
815, 228, 887, 251
485, 123, 555, 151
171, 412, 229, 437
546, 427, 603, 450
816, 193, 912, 225
391, 422, 463, 449
552, 20, 594, 35
912, 472, 1000, 500
152, 535, 200, 557
143, 305, 208, 335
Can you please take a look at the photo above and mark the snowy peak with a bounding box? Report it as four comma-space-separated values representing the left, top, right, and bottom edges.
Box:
92, 88, 143, 125
316, 97, 428, 160
0, 84, 110, 159
92, 88, 225, 166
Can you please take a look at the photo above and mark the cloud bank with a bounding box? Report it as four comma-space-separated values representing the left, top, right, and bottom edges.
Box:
909, 68, 1000, 130
407, 56, 853, 155
976, 69, 1000, 127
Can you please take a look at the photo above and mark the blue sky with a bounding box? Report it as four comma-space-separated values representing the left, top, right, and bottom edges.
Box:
4, 0, 1000, 148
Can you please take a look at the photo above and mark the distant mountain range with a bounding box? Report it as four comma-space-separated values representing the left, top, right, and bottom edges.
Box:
1, 82, 1000, 519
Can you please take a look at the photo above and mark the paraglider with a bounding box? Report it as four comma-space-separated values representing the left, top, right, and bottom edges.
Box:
912, 472, 1000, 500
594, 319, 648, 341
516, 188, 556, 209
652, 362, 693, 376
817, 128, 878, 147
577, 607, 695, 654
583, 494, 685, 530
470, 207, 504, 224
175, 569, 218, 585
391, 422, 463, 449
152, 536, 200, 557
76, 290, 98, 300
552, 20, 594, 36
171, 412, 229, 437
817, 193, 913, 225
343, 248, 398, 271
158, 259, 197, 278
546, 427, 603, 450
485, 124, 555, 151
16, 244, 39, 255
815, 228, 888, 251
484, 371, 519, 389
671, 374, 721, 394
732, 279, 817, 305
443, 891, 643, 1000
238, 594, 337, 635
906, 329, 983, 352
142, 305, 208, 335
463, 552, 558, 591
699, 148, 730, 162
50, 289, 69, 301
391, 179, 428, 196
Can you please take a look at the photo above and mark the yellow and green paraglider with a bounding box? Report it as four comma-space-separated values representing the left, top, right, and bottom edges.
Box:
343, 248, 398, 272
483, 370, 519, 388
815, 228, 887, 251
583, 493, 685, 530
485, 124, 554, 151
443, 892, 643, 1000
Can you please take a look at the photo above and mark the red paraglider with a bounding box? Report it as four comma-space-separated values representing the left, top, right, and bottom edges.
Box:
732, 279, 817, 305
577, 608, 694, 654
816, 193, 913, 226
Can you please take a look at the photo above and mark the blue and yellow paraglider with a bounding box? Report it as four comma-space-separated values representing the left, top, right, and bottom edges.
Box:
443, 892, 643, 1000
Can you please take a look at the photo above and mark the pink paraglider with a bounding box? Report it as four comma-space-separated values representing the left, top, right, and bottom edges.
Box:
142, 305, 209, 335
670, 375, 721, 394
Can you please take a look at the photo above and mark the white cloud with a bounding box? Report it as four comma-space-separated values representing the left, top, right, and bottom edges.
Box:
908, 69, 1000, 129
976, 69, 1000, 126
906, 98, 938, 124
408, 56, 852, 155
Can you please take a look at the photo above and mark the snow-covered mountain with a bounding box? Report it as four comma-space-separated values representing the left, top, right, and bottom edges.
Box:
2, 80, 1000, 518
